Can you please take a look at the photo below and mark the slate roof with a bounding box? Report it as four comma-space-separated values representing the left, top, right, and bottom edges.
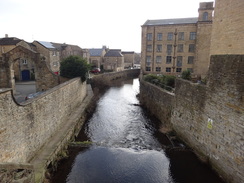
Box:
89, 49, 103, 57
104, 49, 123, 57
143, 17, 198, 26
0, 37, 22, 45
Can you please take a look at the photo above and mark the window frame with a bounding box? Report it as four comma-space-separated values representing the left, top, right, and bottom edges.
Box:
177, 56, 183, 67
157, 33, 162, 41
147, 33, 153, 41
166, 56, 172, 64
156, 44, 162, 52
147, 45, 152, 52
167, 32, 173, 40
189, 32, 196, 40
189, 44, 195, 52
177, 44, 184, 52
156, 67, 161, 72
146, 67, 151, 71
178, 32, 184, 40
156, 56, 162, 63
166, 67, 171, 72
188, 56, 194, 64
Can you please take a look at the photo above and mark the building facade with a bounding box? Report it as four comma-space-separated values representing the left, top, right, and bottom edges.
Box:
33, 41, 86, 74
104, 49, 124, 72
0, 35, 37, 81
122, 51, 135, 69
141, 2, 214, 77
88, 46, 107, 69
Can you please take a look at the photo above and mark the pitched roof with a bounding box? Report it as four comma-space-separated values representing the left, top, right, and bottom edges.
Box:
104, 49, 123, 57
89, 49, 103, 57
36, 41, 56, 49
0, 37, 22, 45
143, 17, 198, 26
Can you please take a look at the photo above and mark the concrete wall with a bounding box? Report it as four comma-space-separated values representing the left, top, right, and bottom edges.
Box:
0, 78, 87, 163
210, 0, 244, 55
139, 55, 244, 183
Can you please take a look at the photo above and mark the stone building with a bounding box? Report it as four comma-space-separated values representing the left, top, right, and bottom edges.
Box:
33, 41, 86, 74
88, 46, 107, 69
0, 35, 37, 81
141, 2, 214, 77
104, 49, 124, 72
122, 51, 135, 69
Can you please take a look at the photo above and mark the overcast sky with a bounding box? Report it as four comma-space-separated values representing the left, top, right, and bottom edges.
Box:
0, 0, 214, 52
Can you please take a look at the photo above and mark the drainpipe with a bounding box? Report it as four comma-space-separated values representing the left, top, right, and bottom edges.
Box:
172, 28, 178, 73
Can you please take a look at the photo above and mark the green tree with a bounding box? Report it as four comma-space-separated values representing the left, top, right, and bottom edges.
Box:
60, 56, 90, 82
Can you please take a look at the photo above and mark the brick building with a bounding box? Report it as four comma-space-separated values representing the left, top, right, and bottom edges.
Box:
141, 2, 214, 77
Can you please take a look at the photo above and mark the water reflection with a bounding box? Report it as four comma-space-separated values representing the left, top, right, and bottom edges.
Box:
62, 78, 225, 183
67, 147, 173, 183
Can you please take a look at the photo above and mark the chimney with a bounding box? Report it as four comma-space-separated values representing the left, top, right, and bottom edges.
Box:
5, 34, 8, 38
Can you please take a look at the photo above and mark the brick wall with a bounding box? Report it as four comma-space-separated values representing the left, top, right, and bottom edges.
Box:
0, 78, 87, 163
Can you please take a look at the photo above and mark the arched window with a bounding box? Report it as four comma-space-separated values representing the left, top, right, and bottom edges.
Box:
203, 12, 208, 21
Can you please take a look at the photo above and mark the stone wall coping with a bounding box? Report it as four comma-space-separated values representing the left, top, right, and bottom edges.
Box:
141, 79, 175, 96
0, 88, 12, 94
0, 162, 34, 170
20, 77, 82, 106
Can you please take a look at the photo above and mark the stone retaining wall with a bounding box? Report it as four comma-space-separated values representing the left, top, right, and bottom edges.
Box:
140, 55, 244, 183
91, 69, 140, 91
0, 78, 87, 163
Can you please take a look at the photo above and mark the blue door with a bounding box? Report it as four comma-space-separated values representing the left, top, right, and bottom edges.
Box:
21, 70, 30, 81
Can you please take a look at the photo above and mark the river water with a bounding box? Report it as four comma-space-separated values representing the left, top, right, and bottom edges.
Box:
51, 78, 225, 183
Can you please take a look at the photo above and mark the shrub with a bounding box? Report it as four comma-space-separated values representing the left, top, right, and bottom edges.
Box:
60, 56, 90, 82
144, 74, 175, 91
181, 70, 191, 80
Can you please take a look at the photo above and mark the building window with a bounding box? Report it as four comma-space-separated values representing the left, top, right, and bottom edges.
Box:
166, 67, 171, 72
190, 32, 196, 40
53, 61, 59, 67
177, 56, 183, 67
203, 12, 208, 21
22, 59, 27, 64
167, 32, 173, 40
188, 56, 194, 64
167, 44, 172, 55
156, 45, 162, 52
157, 33, 162, 41
156, 56, 162, 63
177, 44, 184, 52
178, 32, 184, 40
147, 45, 152, 52
146, 67, 151, 71
189, 44, 195, 52
146, 56, 151, 63
0, 57, 2, 61
156, 67, 161, 72
176, 68, 182, 72
147, 33, 152, 41
187, 68, 193, 73
53, 51, 56, 56
166, 56, 172, 64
